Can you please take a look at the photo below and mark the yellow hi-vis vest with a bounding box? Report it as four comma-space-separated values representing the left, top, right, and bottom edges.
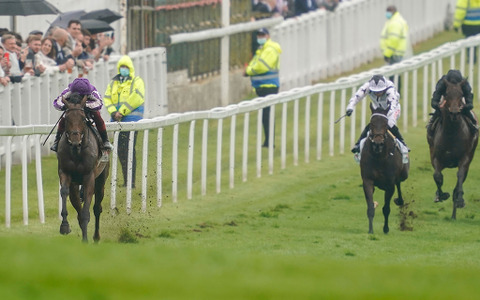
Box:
454, 0, 480, 28
380, 12, 409, 58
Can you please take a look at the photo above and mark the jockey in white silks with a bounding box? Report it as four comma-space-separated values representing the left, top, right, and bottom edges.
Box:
345, 74, 407, 154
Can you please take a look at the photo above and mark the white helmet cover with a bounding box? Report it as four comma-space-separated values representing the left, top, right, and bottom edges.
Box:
369, 75, 388, 92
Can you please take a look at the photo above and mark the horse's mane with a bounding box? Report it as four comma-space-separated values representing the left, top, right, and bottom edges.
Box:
68, 92, 84, 105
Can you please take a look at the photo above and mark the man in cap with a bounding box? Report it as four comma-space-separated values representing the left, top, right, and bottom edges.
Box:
244, 27, 282, 148
380, 5, 409, 90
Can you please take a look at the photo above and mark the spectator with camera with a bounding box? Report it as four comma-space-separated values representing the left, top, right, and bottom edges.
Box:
0, 46, 11, 86
1, 33, 23, 83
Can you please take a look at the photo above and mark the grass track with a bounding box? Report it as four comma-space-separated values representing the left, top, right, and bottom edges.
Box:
2, 30, 480, 299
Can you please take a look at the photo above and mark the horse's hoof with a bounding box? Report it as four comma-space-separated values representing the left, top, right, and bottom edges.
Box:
383, 226, 389, 234
394, 198, 404, 206
434, 192, 450, 203
60, 224, 71, 235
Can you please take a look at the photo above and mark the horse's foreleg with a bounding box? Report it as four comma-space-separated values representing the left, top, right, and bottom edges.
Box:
383, 187, 394, 234
363, 179, 375, 234
433, 166, 450, 202
59, 173, 71, 235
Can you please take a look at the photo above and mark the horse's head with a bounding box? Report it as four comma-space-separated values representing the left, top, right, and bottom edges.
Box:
369, 104, 389, 154
63, 93, 88, 150
442, 78, 466, 120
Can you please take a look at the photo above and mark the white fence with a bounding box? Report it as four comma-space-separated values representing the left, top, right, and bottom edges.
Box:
2, 33, 480, 227
0, 0, 454, 165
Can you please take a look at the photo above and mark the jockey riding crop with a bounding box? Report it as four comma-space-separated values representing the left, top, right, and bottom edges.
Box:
335, 113, 348, 124
43, 111, 66, 146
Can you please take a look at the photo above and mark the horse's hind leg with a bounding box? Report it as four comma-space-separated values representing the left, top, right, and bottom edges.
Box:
394, 182, 404, 206
93, 169, 108, 243
383, 187, 394, 234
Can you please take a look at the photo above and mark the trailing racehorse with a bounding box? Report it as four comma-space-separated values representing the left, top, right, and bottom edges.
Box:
360, 105, 409, 234
56, 93, 110, 242
427, 78, 478, 220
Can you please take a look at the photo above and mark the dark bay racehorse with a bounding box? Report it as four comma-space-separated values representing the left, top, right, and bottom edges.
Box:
427, 79, 478, 220
360, 105, 409, 234
56, 93, 109, 242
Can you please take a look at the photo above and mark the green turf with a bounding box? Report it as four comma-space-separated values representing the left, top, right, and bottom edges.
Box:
2, 30, 480, 299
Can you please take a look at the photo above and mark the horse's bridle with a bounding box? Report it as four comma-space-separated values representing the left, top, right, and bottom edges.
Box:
65, 108, 87, 147
369, 113, 389, 142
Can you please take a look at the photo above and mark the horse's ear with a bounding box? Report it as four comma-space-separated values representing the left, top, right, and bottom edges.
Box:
443, 77, 451, 87
80, 95, 88, 107
369, 102, 375, 113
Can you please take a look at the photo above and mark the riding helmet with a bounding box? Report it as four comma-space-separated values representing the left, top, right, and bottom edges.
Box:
369, 75, 388, 92
445, 69, 463, 84
69, 77, 93, 95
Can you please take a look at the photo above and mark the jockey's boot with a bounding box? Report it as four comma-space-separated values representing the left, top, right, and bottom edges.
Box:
50, 132, 62, 152
427, 110, 440, 137
351, 143, 360, 154
351, 125, 369, 154
466, 110, 479, 131
99, 130, 114, 150
389, 125, 410, 151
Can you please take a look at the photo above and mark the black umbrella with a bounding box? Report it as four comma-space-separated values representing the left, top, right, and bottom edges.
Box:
80, 9, 123, 24
48, 10, 85, 29
80, 19, 113, 34
0, 0, 60, 16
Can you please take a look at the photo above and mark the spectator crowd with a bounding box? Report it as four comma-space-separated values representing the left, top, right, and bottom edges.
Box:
0, 20, 116, 86
251, 0, 344, 20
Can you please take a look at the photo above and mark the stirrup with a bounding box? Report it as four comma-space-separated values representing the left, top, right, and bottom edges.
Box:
99, 151, 110, 163
103, 141, 113, 150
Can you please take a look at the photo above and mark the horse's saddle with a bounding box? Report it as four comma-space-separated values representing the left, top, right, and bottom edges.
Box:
354, 134, 409, 164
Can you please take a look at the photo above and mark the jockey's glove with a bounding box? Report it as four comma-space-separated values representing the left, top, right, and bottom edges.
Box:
346, 109, 353, 116
463, 103, 473, 112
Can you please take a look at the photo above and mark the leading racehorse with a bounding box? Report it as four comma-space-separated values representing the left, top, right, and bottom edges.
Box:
56, 93, 110, 242
360, 105, 409, 234
427, 78, 478, 220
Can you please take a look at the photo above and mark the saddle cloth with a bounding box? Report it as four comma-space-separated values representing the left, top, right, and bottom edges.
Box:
354, 133, 409, 164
